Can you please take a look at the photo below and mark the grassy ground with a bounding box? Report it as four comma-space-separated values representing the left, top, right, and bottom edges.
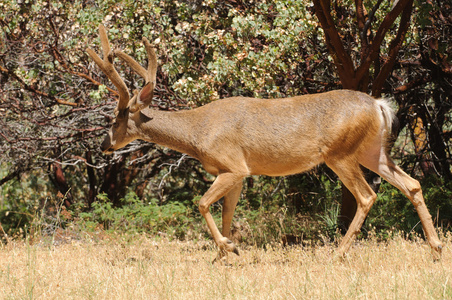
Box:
0, 231, 451, 300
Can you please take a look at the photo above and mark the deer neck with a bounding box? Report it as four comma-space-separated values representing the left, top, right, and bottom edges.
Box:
134, 109, 198, 158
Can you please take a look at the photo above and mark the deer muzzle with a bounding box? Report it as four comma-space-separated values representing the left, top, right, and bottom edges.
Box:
100, 135, 113, 154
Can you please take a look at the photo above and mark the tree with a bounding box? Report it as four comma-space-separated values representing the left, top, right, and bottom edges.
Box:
312, 0, 416, 229
392, 0, 452, 181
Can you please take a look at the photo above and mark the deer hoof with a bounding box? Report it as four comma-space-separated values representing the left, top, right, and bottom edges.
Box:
432, 243, 443, 261
219, 237, 239, 256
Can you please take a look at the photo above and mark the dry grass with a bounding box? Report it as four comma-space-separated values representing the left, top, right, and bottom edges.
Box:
1, 232, 451, 300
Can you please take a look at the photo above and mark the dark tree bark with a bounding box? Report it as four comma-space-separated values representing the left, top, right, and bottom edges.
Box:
50, 161, 73, 208
100, 158, 125, 206
86, 150, 97, 208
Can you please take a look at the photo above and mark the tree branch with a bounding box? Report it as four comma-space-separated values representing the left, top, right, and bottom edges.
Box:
372, 0, 414, 96
313, 0, 356, 88
50, 45, 119, 97
356, 0, 412, 81
0, 65, 78, 107
0, 169, 20, 187
355, 0, 366, 34
2, 127, 104, 144
361, 0, 384, 51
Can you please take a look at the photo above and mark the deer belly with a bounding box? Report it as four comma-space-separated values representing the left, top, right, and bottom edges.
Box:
247, 153, 324, 177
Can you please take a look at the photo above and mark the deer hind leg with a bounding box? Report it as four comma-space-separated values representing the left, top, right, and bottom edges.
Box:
360, 150, 443, 258
198, 172, 244, 262
325, 158, 378, 256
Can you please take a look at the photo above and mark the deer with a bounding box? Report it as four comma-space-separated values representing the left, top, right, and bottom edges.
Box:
87, 25, 442, 262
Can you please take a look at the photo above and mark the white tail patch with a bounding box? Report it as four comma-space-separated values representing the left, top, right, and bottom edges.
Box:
376, 98, 396, 134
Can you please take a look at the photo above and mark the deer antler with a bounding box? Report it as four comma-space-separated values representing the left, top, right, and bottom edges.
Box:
87, 25, 130, 113
114, 38, 157, 112
114, 38, 157, 85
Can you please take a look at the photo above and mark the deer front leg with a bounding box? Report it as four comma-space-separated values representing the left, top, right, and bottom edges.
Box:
222, 181, 243, 238
198, 173, 244, 262
211, 181, 243, 262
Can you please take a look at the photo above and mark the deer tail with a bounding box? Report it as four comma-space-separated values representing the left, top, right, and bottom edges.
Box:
376, 98, 396, 133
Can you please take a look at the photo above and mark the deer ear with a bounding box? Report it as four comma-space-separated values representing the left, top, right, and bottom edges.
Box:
130, 82, 155, 113
137, 82, 154, 107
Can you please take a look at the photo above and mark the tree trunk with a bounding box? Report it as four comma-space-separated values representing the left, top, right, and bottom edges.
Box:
50, 161, 73, 208
86, 150, 97, 208
313, 0, 415, 231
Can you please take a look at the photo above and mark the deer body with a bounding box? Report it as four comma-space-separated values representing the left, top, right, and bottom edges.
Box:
89, 25, 442, 262
127, 91, 382, 178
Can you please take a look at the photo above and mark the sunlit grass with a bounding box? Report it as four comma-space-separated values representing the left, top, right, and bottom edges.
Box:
0, 231, 451, 299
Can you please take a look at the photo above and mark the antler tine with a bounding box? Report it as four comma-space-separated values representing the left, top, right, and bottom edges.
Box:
99, 25, 111, 61
143, 37, 157, 85
87, 24, 130, 111
114, 50, 149, 82
114, 37, 157, 85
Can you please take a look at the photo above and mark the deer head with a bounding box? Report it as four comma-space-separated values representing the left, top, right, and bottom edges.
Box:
87, 25, 157, 154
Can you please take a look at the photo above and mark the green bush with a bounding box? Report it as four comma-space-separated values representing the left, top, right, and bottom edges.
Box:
78, 192, 196, 239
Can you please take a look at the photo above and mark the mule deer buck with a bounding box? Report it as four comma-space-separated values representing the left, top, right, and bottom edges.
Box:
88, 25, 442, 261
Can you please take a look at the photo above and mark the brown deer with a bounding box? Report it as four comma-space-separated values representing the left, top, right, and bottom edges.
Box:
87, 25, 442, 261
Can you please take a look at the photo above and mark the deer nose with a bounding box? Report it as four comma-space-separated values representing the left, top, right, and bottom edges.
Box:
100, 136, 113, 154
100, 145, 114, 155
102, 148, 113, 155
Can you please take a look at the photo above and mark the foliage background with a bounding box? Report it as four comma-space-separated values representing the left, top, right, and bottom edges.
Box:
0, 0, 451, 244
